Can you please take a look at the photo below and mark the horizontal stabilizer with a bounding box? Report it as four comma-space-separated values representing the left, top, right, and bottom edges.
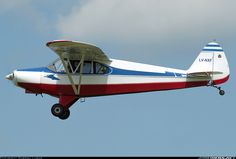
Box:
187, 71, 223, 77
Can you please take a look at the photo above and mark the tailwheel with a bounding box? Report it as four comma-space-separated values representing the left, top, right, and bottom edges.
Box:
214, 86, 225, 96
219, 89, 225, 96
51, 103, 70, 120
209, 84, 225, 96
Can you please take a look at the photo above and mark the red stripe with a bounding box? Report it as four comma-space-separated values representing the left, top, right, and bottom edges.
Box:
214, 75, 230, 85
18, 75, 229, 97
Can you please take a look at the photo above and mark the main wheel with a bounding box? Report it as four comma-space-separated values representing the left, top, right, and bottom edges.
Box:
59, 109, 70, 120
219, 90, 225, 96
51, 104, 65, 117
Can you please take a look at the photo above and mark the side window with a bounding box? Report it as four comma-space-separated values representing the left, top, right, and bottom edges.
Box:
68, 60, 92, 74
83, 62, 92, 74
49, 59, 93, 74
94, 62, 110, 74
69, 60, 80, 73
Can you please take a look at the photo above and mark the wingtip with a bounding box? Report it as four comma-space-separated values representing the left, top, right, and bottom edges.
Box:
46, 41, 52, 47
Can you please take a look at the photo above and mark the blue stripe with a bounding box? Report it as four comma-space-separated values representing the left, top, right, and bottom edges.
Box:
110, 67, 185, 77
17, 67, 53, 72
175, 73, 184, 77
202, 49, 223, 52
17, 67, 65, 74
206, 44, 220, 47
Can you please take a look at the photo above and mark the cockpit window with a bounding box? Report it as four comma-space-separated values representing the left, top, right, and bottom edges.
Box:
69, 60, 92, 74
48, 58, 66, 72
69, 60, 80, 73
94, 62, 110, 74
83, 62, 92, 73
48, 59, 110, 74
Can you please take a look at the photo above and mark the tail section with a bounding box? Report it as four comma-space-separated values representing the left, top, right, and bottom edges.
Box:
188, 41, 230, 85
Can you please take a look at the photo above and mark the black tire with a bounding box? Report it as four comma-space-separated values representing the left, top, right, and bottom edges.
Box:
59, 109, 70, 120
219, 90, 225, 96
51, 104, 65, 117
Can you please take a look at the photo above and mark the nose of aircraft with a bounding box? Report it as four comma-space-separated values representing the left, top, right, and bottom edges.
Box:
5, 73, 14, 81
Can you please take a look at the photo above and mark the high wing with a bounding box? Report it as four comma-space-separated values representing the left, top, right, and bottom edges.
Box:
46, 40, 110, 62
46, 40, 110, 96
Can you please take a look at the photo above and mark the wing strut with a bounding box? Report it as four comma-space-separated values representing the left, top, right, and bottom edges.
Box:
59, 54, 85, 96
77, 55, 84, 95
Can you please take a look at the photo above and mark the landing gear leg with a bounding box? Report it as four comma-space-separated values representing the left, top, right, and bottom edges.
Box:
51, 96, 78, 120
208, 82, 225, 96
207, 80, 225, 96
51, 103, 70, 120
212, 85, 225, 96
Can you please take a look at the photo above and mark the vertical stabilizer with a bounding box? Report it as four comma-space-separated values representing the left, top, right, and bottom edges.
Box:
188, 42, 230, 82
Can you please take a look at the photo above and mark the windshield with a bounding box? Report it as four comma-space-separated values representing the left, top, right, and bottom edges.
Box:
47, 58, 66, 72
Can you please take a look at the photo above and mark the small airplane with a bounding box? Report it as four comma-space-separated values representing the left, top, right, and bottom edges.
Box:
6, 40, 230, 120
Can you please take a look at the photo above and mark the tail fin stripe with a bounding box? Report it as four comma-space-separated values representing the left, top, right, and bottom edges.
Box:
203, 44, 223, 51
202, 48, 223, 52
206, 44, 220, 47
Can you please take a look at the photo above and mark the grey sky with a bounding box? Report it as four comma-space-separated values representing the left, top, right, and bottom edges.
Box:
57, 0, 236, 41
56, 0, 236, 67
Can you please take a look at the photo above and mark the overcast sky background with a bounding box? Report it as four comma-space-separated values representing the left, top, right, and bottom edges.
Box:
0, 0, 236, 156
